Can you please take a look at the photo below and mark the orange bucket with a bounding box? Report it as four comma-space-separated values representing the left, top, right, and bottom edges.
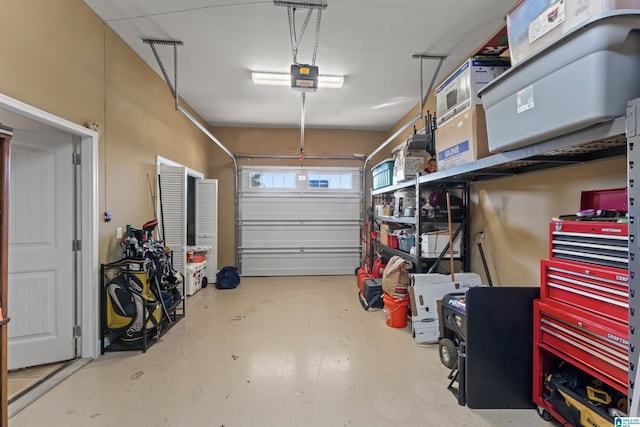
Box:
383, 292, 409, 328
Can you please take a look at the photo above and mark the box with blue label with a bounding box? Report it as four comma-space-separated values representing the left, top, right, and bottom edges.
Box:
434, 106, 489, 171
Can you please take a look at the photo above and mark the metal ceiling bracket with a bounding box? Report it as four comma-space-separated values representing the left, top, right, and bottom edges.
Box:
141, 37, 236, 162
274, 0, 327, 161
143, 39, 184, 109
412, 53, 448, 119
275, 2, 325, 65
365, 53, 447, 171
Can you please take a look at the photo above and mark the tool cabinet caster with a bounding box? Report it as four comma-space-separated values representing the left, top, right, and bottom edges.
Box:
536, 405, 552, 421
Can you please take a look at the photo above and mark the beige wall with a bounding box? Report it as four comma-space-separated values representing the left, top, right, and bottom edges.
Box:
470, 157, 626, 286
1, 0, 627, 284
1, 0, 219, 264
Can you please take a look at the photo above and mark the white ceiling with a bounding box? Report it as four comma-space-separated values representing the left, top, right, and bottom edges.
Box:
83, 0, 515, 131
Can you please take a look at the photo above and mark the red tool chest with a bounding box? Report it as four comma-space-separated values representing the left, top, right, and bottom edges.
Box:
540, 259, 628, 325
534, 216, 629, 423
534, 299, 628, 393
549, 221, 628, 271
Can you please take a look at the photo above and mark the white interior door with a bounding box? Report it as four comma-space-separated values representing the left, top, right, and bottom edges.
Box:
196, 179, 218, 280
8, 130, 75, 370
159, 165, 186, 279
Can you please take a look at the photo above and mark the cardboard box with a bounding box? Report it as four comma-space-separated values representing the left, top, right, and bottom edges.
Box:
380, 224, 390, 246
408, 273, 483, 344
436, 58, 509, 126
435, 106, 489, 171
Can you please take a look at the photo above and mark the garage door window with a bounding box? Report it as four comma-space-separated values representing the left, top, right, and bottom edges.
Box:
250, 172, 296, 189
307, 173, 352, 189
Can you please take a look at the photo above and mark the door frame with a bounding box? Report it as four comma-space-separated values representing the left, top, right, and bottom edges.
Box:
156, 156, 204, 278
0, 93, 99, 360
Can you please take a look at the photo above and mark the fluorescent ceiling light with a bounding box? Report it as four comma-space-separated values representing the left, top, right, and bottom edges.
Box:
252, 72, 344, 88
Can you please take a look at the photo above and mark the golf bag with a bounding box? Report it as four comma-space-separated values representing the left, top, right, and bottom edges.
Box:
105, 219, 184, 344
105, 259, 163, 343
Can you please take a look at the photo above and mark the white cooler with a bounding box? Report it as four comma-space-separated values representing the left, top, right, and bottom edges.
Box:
185, 260, 207, 296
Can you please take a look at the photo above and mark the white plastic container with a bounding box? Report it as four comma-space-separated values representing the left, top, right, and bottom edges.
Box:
185, 260, 207, 296
421, 230, 461, 258
480, 11, 640, 153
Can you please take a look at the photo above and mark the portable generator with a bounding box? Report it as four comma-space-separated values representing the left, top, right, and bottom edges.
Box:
439, 292, 467, 369
439, 291, 468, 405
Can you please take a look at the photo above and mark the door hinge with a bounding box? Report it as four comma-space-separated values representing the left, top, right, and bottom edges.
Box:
72, 153, 81, 166
72, 239, 81, 251
73, 325, 81, 338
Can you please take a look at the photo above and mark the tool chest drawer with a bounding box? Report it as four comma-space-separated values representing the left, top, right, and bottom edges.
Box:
549, 221, 628, 270
534, 300, 628, 393
540, 259, 628, 325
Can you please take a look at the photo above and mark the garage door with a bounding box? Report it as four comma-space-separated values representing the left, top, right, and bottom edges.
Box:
238, 166, 363, 276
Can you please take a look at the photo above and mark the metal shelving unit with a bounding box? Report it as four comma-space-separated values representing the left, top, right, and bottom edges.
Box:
371, 116, 626, 195
627, 98, 640, 415
370, 180, 470, 274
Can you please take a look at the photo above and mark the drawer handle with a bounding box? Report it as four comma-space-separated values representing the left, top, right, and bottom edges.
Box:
577, 321, 583, 328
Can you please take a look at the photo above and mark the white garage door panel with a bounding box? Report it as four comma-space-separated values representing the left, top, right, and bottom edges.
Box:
240, 250, 361, 276
238, 166, 362, 276
240, 222, 361, 249
240, 197, 360, 221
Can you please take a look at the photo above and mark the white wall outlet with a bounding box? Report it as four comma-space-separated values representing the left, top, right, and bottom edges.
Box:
116, 227, 123, 239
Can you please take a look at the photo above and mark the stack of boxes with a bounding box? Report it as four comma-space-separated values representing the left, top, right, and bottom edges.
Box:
434, 58, 510, 171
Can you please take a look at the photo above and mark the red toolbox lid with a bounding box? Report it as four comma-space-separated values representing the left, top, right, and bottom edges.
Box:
580, 187, 627, 213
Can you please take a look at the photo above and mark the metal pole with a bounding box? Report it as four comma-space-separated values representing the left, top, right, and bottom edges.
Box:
477, 242, 493, 287
300, 92, 305, 159
235, 154, 364, 161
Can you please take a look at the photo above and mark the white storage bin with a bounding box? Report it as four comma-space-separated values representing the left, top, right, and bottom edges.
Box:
480, 11, 640, 153
421, 230, 461, 258
185, 260, 207, 296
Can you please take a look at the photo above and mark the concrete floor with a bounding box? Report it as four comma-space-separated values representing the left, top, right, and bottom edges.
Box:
10, 276, 551, 426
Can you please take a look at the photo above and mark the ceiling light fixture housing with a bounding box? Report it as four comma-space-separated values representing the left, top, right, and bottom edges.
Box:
252, 71, 344, 89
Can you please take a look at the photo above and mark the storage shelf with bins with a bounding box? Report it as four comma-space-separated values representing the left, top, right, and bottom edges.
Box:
370, 178, 470, 274
366, 104, 632, 416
